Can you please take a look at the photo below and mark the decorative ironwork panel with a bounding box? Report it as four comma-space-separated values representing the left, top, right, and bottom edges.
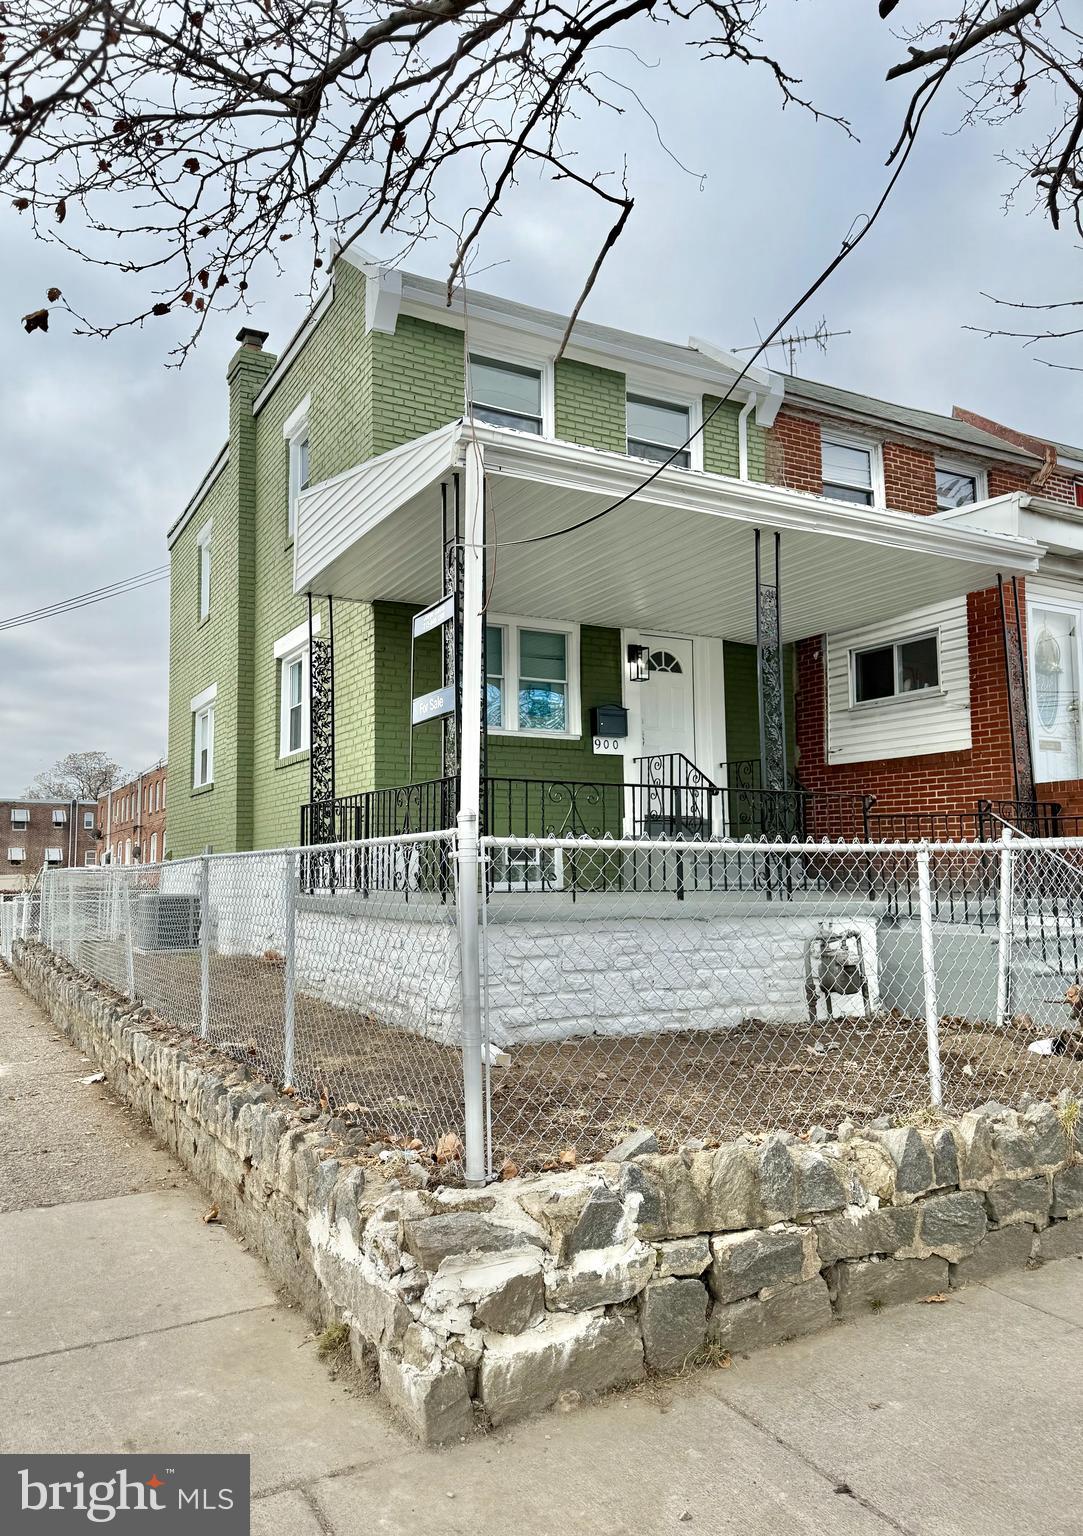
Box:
307, 592, 336, 848
999, 575, 1035, 807
756, 530, 787, 801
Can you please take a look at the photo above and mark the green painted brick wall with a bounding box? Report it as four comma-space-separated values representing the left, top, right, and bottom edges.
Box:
703, 397, 766, 480
723, 641, 797, 771
168, 260, 774, 854
555, 359, 625, 452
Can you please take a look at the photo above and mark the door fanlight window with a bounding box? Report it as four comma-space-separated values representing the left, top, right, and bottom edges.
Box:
648, 649, 683, 675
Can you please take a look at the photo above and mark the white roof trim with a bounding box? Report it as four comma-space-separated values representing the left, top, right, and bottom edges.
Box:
283, 393, 311, 440
274, 613, 319, 659
168, 446, 228, 548
190, 682, 218, 712
251, 282, 335, 417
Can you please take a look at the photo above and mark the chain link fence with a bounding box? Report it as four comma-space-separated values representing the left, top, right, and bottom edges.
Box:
478, 834, 1083, 1172
32, 832, 466, 1154
16, 830, 1083, 1180
0, 894, 32, 964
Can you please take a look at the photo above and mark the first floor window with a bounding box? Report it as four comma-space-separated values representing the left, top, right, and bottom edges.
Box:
485, 619, 575, 733
84, 851, 96, 867
194, 703, 215, 786
281, 651, 307, 755
469, 355, 543, 434
7, 847, 24, 863
149, 833, 158, 863
853, 633, 940, 703
627, 395, 691, 468
822, 435, 876, 505
45, 848, 63, 864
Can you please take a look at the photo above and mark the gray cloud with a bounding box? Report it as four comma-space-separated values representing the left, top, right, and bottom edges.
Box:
1, 0, 1080, 791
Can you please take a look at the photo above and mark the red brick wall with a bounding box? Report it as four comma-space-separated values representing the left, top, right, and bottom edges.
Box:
795, 586, 1022, 817
882, 441, 938, 517
764, 411, 822, 493
98, 762, 168, 864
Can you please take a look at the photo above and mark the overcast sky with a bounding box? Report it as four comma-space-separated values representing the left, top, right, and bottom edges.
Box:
1, 1, 1080, 794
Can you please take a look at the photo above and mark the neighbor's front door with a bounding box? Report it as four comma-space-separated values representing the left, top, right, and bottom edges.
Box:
1029, 602, 1083, 782
640, 635, 697, 764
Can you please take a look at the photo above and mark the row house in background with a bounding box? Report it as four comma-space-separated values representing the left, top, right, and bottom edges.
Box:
0, 797, 97, 893
98, 760, 167, 865
164, 250, 1083, 860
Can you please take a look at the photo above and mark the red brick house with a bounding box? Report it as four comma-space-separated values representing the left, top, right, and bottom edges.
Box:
765, 377, 1083, 835
98, 760, 167, 865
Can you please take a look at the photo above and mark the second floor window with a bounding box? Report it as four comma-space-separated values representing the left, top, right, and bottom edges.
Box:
288, 430, 310, 537
197, 520, 212, 620
469, 355, 543, 434
822, 435, 876, 506
627, 396, 691, 468
83, 811, 94, 829
10, 808, 28, 827
935, 462, 983, 510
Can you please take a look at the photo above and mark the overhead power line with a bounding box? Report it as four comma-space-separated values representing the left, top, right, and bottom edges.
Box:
0, 565, 169, 633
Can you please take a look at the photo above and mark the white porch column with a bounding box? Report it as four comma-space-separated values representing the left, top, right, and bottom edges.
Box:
457, 439, 487, 1184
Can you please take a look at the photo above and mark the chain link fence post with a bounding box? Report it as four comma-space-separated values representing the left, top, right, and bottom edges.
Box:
123, 873, 136, 1001
456, 815, 486, 1184
199, 852, 210, 1039
66, 877, 75, 965
283, 849, 297, 1089
916, 841, 943, 1106
996, 826, 1015, 1029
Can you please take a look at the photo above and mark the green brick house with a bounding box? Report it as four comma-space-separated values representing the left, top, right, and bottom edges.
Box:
166, 251, 1040, 860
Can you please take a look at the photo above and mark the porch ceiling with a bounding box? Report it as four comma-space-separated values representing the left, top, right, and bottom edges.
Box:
294, 423, 1043, 643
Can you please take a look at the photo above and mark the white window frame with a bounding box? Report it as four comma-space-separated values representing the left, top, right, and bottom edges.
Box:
51, 808, 67, 826
45, 848, 63, 864
83, 811, 94, 829
490, 843, 565, 892
484, 614, 580, 738
273, 617, 318, 758
84, 851, 97, 867
191, 682, 217, 788
468, 351, 554, 438
284, 393, 311, 539
821, 429, 884, 508
149, 833, 158, 863
934, 455, 988, 511
7, 847, 25, 863
125, 838, 132, 864
625, 392, 702, 473
849, 629, 943, 709
10, 808, 29, 827
196, 517, 212, 622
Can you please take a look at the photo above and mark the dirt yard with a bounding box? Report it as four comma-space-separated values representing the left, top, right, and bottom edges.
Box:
97, 943, 1083, 1171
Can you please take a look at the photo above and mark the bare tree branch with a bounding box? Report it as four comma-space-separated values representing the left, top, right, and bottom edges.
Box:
0, 0, 842, 355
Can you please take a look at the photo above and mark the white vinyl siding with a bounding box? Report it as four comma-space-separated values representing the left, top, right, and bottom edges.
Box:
825, 597, 971, 764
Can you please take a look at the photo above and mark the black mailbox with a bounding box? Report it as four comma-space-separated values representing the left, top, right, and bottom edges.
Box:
590, 704, 628, 738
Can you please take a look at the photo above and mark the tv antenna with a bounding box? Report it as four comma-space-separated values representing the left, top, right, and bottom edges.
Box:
733, 316, 850, 375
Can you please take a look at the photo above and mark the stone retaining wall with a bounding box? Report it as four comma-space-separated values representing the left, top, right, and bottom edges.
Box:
11, 940, 1083, 1445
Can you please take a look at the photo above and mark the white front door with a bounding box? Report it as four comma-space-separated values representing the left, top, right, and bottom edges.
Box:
640, 636, 697, 762
1029, 602, 1083, 781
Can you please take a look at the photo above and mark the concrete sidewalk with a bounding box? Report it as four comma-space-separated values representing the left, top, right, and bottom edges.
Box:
3, 969, 1083, 1535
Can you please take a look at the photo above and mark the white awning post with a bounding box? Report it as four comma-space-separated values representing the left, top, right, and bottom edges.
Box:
457, 438, 487, 1185
916, 842, 943, 1106
995, 826, 1014, 1030
283, 850, 297, 1089
199, 853, 211, 1040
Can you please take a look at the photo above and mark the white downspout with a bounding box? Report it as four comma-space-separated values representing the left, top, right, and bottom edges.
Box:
737, 395, 755, 481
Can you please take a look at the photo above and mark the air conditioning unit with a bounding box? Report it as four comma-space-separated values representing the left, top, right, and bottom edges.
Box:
132, 892, 200, 951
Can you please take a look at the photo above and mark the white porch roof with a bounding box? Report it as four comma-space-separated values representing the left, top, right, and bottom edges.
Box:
294, 422, 1043, 643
